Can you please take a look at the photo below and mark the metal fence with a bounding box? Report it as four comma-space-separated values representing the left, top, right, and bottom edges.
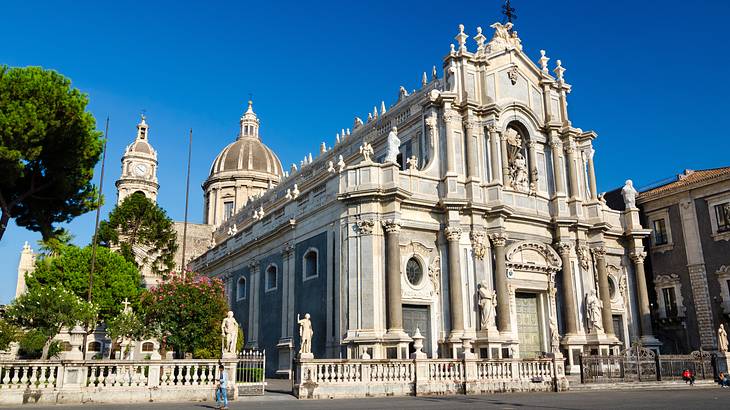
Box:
580, 347, 716, 384
236, 350, 265, 395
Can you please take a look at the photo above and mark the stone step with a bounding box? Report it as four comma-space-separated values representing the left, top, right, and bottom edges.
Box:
570, 380, 717, 392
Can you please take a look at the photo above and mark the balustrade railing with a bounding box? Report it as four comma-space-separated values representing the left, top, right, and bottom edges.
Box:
0, 362, 61, 390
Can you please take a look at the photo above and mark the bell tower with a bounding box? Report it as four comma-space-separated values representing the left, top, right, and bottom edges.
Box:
115, 115, 159, 205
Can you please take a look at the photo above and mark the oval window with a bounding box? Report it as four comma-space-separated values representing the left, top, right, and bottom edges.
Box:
406, 258, 423, 286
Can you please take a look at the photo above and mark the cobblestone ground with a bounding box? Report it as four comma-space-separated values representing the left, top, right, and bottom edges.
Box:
19, 388, 730, 410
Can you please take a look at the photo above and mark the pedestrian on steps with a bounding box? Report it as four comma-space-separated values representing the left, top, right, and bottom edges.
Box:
682, 369, 695, 385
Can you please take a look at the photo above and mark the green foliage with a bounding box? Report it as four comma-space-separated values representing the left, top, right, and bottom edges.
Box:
0, 65, 103, 242
0, 318, 20, 351
140, 273, 227, 358
106, 310, 146, 344
18, 329, 61, 359
98, 192, 178, 277
26, 245, 142, 322
237, 367, 264, 382
236, 327, 244, 353
6, 285, 98, 359
37, 228, 74, 257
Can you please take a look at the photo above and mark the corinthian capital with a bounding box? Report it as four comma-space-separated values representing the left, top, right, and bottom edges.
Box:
443, 109, 460, 123
554, 241, 573, 255
463, 117, 477, 131
444, 226, 462, 242
381, 219, 402, 234
590, 246, 606, 259
425, 114, 438, 130
247, 259, 259, 270
486, 123, 499, 134
489, 232, 508, 247
630, 251, 647, 264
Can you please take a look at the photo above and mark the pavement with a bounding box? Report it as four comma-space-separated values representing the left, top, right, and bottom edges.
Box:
17, 387, 730, 410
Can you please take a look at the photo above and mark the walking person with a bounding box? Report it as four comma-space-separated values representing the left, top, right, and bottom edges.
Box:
216, 364, 229, 410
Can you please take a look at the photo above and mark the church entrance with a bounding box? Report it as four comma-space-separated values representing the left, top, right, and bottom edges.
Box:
403, 305, 430, 356
515, 293, 541, 358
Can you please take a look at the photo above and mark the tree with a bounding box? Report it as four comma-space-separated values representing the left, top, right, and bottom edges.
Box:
140, 273, 227, 358
25, 245, 142, 322
98, 192, 178, 277
0, 318, 20, 352
6, 285, 97, 359
106, 310, 146, 359
37, 228, 74, 257
0, 65, 103, 242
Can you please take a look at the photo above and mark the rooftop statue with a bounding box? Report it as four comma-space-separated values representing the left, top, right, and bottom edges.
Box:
383, 127, 400, 164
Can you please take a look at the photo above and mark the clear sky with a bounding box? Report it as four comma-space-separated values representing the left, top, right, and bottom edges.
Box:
1, 0, 729, 304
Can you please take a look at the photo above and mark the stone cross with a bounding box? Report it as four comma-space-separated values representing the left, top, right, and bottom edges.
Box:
121, 298, 132, 314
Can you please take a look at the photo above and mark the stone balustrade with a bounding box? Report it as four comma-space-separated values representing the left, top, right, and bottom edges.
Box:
295, 356, 567, 399
0, 359, 237, 405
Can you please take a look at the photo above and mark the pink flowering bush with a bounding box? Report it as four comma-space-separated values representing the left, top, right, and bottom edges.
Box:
140, 272, 227, 358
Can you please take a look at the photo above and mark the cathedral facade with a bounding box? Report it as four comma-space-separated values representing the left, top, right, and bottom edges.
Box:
190, 22, 660, 377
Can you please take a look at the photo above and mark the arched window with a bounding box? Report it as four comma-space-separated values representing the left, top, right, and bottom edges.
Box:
87, 341, 101, 352
303, 249, 319, 280
406, 257, 423, 286
237, 276, 247, 301
265, 265, 278, 291
141, 342, 154, 352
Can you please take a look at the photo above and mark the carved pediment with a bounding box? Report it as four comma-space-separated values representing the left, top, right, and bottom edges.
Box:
505, 241, 561, 273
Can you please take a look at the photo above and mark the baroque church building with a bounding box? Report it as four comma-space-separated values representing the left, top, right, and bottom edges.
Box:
189, 22, 660, 377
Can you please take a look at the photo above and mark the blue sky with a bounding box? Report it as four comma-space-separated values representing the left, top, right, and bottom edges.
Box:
1, 0, 729, 304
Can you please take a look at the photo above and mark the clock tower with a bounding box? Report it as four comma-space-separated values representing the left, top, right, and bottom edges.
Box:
115, 115, 159, 205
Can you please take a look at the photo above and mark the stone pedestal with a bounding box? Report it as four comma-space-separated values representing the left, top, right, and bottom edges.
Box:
716, 352, 729, 374
298, 352, 314, 360
276, 338, 294, 378
65, 326, 85, 361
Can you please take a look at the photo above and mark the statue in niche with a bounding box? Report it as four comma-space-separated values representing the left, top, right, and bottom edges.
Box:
511, 152, 530, 193
719, 324, 729, 352
221, 311, 239, 355
585, 290, 603, 332
383, 127, 401, 164
297, 313, 314, 355
621, 179, 638, 209
478, 281, 497, 329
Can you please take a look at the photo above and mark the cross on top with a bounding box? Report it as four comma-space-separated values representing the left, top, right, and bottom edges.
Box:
121, 298, 132, 313
502, 0, 517, 24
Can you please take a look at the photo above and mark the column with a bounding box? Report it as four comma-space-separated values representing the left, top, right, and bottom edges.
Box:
463, 117, 479, 181
586, 149, 598, 200
592, 247, 614, 336
549, 132, 565, 196
443, 109, 457, 175
631, 251, 654, 338
565, 138, 579, 199
500, 132, 511, 187
488, 125, 502, 184
280, 244, 294, 339
556, 243, 578, 335
527, 140, 538, 191
425, 111, 439, 167
445, 226, 464, 333
383, 219, 403, 331
490, 233, 511, 332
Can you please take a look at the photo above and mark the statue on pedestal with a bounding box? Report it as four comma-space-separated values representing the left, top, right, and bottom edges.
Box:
221, 311, 239, 356
477, 282, 497, 329
585, 290, 603, 332
719, 324, 729, 352
621, 179, 638, 209
297, 313, 314, 357
383, 127, 401, 164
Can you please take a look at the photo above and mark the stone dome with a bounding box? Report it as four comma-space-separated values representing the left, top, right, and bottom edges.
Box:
208, 100, 283, 178
129, 139, 153, 155
210, 137, 283, 177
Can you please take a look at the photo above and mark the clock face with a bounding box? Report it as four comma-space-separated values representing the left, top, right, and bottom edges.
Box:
134, 163, 148, 177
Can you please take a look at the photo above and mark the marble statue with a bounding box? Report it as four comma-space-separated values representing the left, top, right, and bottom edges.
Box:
221, 311, 239, 355
511, 152, 529, 193
359, 142, 374, 163
586, 290, 603, 332
478, 282, 497, 329
297, 313, 314, 355
621, 179, 638, 209
490, 22, 513, 42
383, 127, 400, 164
719, 324, 729, 352
550, 316, 560, 353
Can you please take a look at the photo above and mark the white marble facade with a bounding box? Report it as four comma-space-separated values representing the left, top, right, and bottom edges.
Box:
191, 22, 659, 375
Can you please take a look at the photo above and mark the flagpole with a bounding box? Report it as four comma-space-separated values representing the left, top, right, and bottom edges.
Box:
83, 116, 109, 358
181, 128, 192, 274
